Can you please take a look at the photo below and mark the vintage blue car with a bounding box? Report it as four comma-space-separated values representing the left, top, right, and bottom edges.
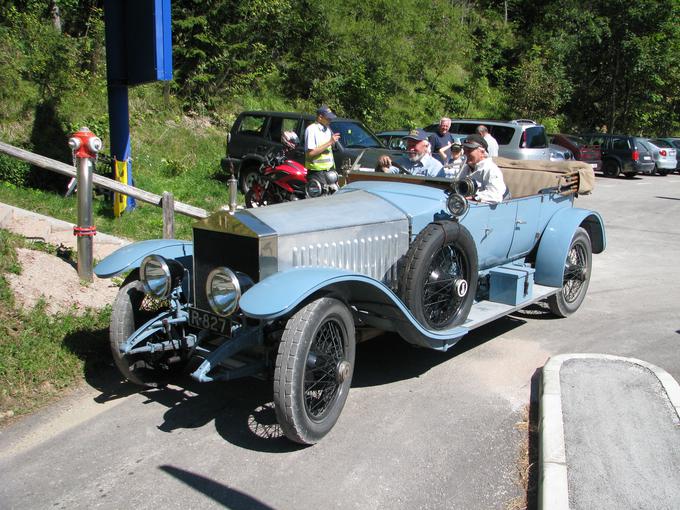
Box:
95, 158, 604, 444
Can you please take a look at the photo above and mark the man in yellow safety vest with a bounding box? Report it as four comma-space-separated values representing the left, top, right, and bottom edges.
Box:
305, 105, 341, 189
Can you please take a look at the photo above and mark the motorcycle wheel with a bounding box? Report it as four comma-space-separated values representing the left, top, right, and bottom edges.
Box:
245, 181, 267, 208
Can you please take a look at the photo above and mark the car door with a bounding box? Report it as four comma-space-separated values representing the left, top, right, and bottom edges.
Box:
474, 201, 517, 269
231, 114, 270, 159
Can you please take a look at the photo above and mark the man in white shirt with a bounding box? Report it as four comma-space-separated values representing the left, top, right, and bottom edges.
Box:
305, 105, 341, 186
476, 125, 499, 158
458, 134, 506, 204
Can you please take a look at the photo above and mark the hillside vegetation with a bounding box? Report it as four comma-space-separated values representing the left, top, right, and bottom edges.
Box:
0, 0, 678, 237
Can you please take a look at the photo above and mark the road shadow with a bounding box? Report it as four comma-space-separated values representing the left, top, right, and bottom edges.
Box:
159, 465, 276, 509
69, 314, 529, 453
352, 315, 527, 388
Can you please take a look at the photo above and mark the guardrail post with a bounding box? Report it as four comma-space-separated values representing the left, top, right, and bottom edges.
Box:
162, 191, 175, 239
68, 127, 102, 282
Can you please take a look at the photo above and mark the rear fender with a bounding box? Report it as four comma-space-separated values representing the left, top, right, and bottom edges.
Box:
534, 208, 605, 287
94, 239, 193, 278
239, 267, 469, 351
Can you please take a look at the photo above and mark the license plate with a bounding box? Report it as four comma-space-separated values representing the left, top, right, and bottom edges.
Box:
188, 308, 232, 337
643, 156, 651, 160
591, 163, 598, 169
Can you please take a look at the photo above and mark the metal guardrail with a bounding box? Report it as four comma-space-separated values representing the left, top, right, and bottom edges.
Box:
0, 141, 209, 222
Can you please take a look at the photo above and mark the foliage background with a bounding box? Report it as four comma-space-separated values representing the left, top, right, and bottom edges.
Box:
0, 0, 678, 223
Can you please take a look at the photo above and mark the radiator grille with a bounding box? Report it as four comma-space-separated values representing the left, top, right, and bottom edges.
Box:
192, 228, 259, 311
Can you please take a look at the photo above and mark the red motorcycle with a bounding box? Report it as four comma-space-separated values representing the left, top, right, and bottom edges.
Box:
245, 132, 339, 208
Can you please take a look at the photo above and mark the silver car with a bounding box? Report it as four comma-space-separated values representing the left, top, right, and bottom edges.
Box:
646, 139, 677, 175
424, 119, 551, 160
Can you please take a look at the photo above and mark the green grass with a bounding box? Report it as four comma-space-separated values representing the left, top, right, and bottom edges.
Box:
0, 83, 241, 242
0, 229, 111, 420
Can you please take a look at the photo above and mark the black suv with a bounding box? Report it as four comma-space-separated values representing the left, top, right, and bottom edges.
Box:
580, 134, 655, 177
222, 111, 399, 192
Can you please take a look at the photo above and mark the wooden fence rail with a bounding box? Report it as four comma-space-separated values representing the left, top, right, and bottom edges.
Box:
0, 141, 209, 224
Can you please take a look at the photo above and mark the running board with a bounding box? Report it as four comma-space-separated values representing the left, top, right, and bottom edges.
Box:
462, 284, 560, 331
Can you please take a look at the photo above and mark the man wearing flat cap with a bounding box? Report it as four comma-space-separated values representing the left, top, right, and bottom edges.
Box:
375, 129, 445, 177
305, 105, 341, 186
458, 134, 507, 204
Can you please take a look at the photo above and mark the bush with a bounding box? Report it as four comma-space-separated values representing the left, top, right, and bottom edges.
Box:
0, 153, 30, 186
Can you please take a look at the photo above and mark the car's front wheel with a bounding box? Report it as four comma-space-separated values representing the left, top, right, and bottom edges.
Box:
547, 227, 592, 317
400, 222, 478, 330
273, 297, 355, 445
110, 274, 185, 387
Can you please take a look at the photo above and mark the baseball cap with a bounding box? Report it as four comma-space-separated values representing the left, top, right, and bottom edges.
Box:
316, 105, 337, 120
402, 128, 429, 142
451, 142, 462, 151
462, 134, 488, 150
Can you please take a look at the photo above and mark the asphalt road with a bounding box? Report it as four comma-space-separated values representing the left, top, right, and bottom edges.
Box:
1, 172, 679, 510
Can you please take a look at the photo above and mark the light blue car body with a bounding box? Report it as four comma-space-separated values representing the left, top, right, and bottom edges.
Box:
96, 173, 605, 353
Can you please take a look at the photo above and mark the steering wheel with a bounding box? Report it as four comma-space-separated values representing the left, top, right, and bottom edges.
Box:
391, 161, 410, 175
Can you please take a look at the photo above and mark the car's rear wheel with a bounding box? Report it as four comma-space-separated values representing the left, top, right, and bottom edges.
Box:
656, 165, 669, 176
547, 227, 592, 317
400, 222, 478, 330
602, 160, 620, 177
273, 297, 355, 445
110, 273, 186, 387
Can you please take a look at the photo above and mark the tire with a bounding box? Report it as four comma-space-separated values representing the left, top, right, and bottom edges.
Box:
602, 160, 620, 177
244, 178, 271, 208
623, 172, 637, 179
399, 222, 478, 330
273, 297, 356, 445
656, 166, 669, 176
239, 166, 260, 194
547, 227, 592, 318
110, 274, 185, 387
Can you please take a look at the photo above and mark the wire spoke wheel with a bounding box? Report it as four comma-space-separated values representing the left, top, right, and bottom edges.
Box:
274, 297, 355, 444
110, 273, 186, 387
423, 244, 469, 328
400, 222, 478, 330
547, 227, 592, 317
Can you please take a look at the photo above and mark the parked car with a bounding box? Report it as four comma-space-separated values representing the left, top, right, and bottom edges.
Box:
423, 119, 550, 160
645, 139, 677, 175
95, 159, 605, 445
656, 137, 680, 172
376, 130, 409, 150
549, 143, 574, 161
222, 111, 400, 192
580, 134, 655, 177
550, 134, 602, 172
377, 130, 466, 152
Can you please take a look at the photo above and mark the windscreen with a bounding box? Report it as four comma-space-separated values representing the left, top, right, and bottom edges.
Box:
331, 121, 383, 149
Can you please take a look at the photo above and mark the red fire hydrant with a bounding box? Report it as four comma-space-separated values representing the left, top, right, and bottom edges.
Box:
68, 127, 102, 282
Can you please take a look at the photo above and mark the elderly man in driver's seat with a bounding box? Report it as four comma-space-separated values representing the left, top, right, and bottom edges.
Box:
376, 129, 444, 177
456, 134, 507, 204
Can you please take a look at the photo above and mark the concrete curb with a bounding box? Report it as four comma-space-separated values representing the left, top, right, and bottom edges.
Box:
538, 353, 680, 510
0, 202, 129, 259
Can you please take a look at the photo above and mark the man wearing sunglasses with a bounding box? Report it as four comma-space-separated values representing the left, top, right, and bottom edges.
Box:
458, 134, 507, 203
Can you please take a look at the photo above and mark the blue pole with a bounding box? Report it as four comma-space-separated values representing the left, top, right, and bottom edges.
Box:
106, 84, 136, 211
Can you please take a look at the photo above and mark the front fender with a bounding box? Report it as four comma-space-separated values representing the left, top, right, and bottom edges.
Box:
94, 239, 193, 278
239, 267, 469, 351
535, 208, 606, 287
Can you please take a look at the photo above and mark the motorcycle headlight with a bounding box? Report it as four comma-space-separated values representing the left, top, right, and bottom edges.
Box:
206, 267, 241, 316
447, 193, 469, 217
306, 178, 323, 198
140, 255, 184, 299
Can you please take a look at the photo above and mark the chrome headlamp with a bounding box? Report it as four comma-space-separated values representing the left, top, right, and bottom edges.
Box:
446, 192, 469, 217
306, 178, 324, 198
452, 177, 477, 197
206, 267, 241, 316
140, 255, 184, 299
